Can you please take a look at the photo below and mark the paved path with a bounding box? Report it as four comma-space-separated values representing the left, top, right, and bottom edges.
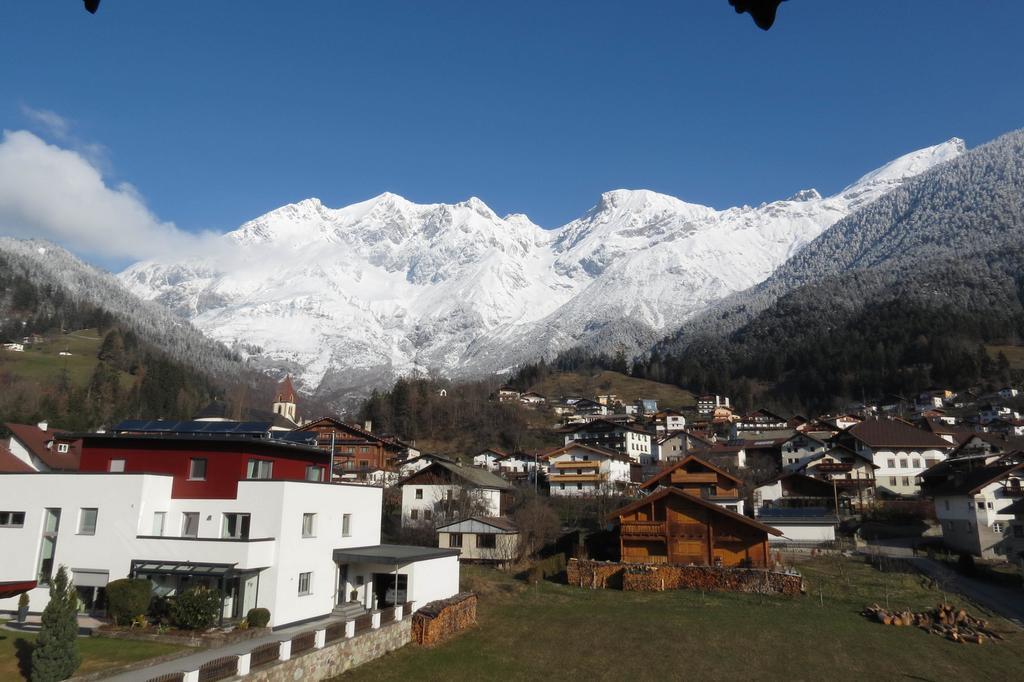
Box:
863, 543, 1024, 628
101, 615, 345, 682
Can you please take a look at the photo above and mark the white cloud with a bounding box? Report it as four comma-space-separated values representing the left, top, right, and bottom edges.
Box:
0, 130, 217, 263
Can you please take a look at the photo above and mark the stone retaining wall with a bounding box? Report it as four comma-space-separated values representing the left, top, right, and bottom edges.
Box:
244, 619, 411, 682
411, 592, 477, 647
568, 559, 802, 596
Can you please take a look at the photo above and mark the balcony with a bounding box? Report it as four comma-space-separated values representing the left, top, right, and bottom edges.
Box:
620, 521, 667, 538
1002, 484, 1024, 498
132, 535, 277, 570
814, 462, 853, 473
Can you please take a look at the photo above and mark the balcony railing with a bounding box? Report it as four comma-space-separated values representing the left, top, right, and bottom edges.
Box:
620, 521, 666, 537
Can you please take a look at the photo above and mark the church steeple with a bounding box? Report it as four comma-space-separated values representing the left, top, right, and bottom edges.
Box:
272, 375, 298, 424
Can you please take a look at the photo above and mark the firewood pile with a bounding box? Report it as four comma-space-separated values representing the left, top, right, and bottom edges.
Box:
861, 603, 1004, 644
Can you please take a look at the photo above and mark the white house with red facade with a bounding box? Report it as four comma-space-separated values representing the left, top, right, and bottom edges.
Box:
0, 421, 459, 628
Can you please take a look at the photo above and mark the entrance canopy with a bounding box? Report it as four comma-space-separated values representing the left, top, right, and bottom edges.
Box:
333, 544, 459, 566
131, 560, 255, 578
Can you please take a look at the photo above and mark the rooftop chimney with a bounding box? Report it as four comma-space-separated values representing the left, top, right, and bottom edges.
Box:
37, 420, 48, 432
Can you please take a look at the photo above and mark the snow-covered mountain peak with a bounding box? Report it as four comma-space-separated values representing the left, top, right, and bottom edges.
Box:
120, 138, 966, 407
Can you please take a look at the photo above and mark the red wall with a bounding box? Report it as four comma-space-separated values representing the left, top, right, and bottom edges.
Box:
78, 438, 329, 499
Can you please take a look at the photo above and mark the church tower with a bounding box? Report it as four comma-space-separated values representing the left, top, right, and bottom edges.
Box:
272, 375, 298, 424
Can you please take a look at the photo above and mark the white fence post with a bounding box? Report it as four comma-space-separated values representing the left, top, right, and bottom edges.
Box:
237, 652, 251, 676
395, 605, 403, 621
183, 671, 200, 682
278, 639, 292, 661
345, 620, 355, 638
314, 628, 327, 649
371, 612, 381, 629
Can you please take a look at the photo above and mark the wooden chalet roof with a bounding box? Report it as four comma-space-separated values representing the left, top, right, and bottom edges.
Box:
927, 462, 1024, 497
844, 418, 950, 449
5, 423, 80, 471
639, 454, 741, 491
561, 418, 651, 436
297, 417, 405, 451
609, 487, 783, 536
539, 442, 631, 463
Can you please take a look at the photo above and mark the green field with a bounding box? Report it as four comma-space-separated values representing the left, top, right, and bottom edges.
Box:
529, 370, 696, 409
0, 625, 183, 681
0, 329, 134, 390
338, 557, 1022, 681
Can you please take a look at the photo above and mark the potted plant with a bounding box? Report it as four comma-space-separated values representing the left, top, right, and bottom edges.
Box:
349, 589, 358, 602
17, 593, 29, 623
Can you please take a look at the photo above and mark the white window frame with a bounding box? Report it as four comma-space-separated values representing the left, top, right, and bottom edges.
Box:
181, 512, 200, 538
188, 458, 207, 481
342, 513, 352, 537
222, 512, 251, 540
246, 459, 273, 480
0, 511, 26, 527
298, 571, 312, 596
57, 443, 70, 454
77, 508, 98, 535
302, 513, 316, 538
109, 458, 126, 473
152, 511, 166, 536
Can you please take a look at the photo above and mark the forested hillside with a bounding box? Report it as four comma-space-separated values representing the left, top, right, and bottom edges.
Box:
637, 128, 1024, 411
0, 240, 263, 429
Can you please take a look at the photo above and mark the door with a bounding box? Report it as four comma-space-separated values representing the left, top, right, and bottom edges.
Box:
337, 564, 349, 605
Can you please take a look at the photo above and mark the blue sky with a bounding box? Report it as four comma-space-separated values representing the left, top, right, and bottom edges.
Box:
1, 1, 1023, 264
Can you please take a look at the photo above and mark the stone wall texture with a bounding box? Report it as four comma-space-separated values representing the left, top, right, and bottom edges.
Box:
411, 592, 478, 647
567, 559, 803, 596
244, 619, 412, 682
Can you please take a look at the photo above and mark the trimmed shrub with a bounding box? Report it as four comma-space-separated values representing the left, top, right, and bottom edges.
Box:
106, 578, 153, 626
169, 586, 222, 630
246, 607, 270, 628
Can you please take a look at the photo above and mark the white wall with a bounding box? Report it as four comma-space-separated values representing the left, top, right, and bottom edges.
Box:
871, 447, 947, 496
769, 524, 836, 543
400, 484, 501, 526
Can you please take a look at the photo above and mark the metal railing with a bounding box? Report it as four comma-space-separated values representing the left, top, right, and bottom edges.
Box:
197, 655, 238, 682
291, 631, 316, 656
249, 641, 281, 668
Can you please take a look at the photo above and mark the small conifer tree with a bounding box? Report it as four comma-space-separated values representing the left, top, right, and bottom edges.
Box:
31, 566, 81, 682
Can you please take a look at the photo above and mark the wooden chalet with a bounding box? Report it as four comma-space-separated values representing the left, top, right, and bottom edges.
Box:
296, 417, 406, 476
639, 455, 744, 513
611, 487, 781, 568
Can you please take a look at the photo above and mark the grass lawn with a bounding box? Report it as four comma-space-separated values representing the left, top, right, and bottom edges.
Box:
986, 344, 1024, 370
337, 556, 1023, 681
0, 627, 183, 681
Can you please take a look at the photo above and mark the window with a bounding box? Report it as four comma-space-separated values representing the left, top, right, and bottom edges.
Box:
152, 512, 166, 536
342, 513, 351, 537
978, 501, 986, 510
424, 509, 432, 521
449, 532, 463, 548
559, 483, 565, 490
987, 502, 994, 510
78, 508, 98, 535
913, 459, 921, 469
415, 489, 423, 500
411, 509, 419, 520
902, 477, 910, 487
359, 446, 369, 453
888, 459, 896, 469
477, 533, 497, 549
246, 459, 273, 480
0, 511, 26, 527
359, 460, 369, 469
109, 459, 126, 472
992, 522, 1005, 534
899, 459, 907, 469
37, 508, 60, 584
302, 513, 316, 538
57, 443, 69, 454
222, 513, 251, 539
305, 465, 323, 482
298, 572, 312, 596
577, 483, 583, 490
181, 512, 200, 538
188, 458, 207, 480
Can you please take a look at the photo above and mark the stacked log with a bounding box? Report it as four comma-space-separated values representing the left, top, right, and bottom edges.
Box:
861, 603, 1004, 644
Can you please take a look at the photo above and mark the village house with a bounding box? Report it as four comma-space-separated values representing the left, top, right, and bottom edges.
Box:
519, 391, 547, 406
4, 421, 81, 472
689, 442, 747, 469
436, 516, 519, 565
495, 451, 539, 479
562, 418, 654, 465
801, 446, 877, 509
472, 447, 508, 471
610, 487, 781, 567
696, 394, 730, 416
756, 507, 839, 545
497, 386, 521, 402
0, 427, 460, 627
297, 417, 411, 479
571, 398, 608, 416
781, 432, 828, 468
998, 387, 1020, 400
929, 459, 1024, 559
830, 418, 951, 497
638, 455, 745, 514
542, 443, 632, 496
735, 408, 789, 433
2, 342, 24, 352
754, 473, 848, 515
396, 460, 513, 527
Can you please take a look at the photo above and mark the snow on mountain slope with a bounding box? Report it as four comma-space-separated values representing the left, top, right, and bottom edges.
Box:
119, 138, 965, 406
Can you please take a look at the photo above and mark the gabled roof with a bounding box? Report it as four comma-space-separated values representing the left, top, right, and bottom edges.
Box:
5, 423, 80, 471
927, 463, 1024, 497
820, 444, 876, 466
639, 454, 741, 491
0, 443, 33, 473
275, 375, 297, 403
539, 442, 631, 463
434, 515, 518, 532
474, 447, 508, 459
298, 417, 405, 451
395, 460, 513, 490
609, 487, 783, 536
193, 400, 296, 429
740, 408, 789, 422
843, 418, 951, 449
561, 418, 650, 436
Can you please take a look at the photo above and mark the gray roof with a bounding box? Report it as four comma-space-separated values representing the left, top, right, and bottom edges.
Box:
434, 515, 518, 532
398, 459, 514, 490
332, 544, 460, 565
